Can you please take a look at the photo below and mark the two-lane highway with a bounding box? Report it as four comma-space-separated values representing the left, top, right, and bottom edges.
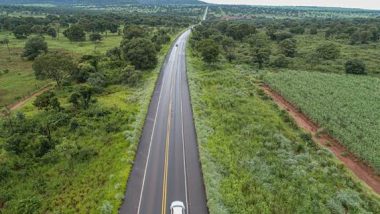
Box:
119, 29, 208, 214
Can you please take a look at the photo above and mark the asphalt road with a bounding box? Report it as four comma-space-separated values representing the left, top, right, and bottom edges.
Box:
119, 29, 208, 214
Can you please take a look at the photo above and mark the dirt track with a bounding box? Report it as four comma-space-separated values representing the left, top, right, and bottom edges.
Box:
7, 85, 52, 111
262, 85, 380, 195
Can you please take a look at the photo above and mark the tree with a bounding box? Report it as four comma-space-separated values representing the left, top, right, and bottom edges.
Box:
279, 38, 297, 58
89, 33, 102, 50
369, 27, 379, 42
315, 43, 340, 60
13, 25, 31, 39
46, 27, 57, 39
33, 91, 61, 111
351, 30, 371, 44
123, 25, 145, 40
249, 34, 271, 69
273, 31, 293, 42
226, 23, 256, 40
69, 86, 94, 109
345, 59, 367, 75
226, 52, 236, 63
32, 52, 76, 87
89, 33, 102, 42
106, 22, 119, 34
271, 54, 290, 68
22, 36, 48, 60
121, 65, 142, 86
63, 25, 86, 42
198, 39, 220, 64
31, 25, 44, 35
121, 38, 157, 70
252, 48, 271, 69
309, 27, 318, 35
106, 47, 122, 60
1, 38, 11, 57
290, 26, 305, 34
4, 133, 28, 155
79, 86, 93, 109
151, 30, 171, 47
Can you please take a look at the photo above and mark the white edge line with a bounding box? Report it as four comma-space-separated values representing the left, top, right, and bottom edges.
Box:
180, 32, 190, 214
137, 40, 176, 214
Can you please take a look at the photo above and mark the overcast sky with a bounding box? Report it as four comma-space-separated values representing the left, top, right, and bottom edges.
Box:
201, 0, 380, 10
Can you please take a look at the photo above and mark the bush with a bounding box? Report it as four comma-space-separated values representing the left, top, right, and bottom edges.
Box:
13, 196, 41, 214
120, 65, 142, 86
63, 25, 86, 42
0, 163, 10, 181
345, 59, 367, 75
310, 27, 318, 35
271, 55, 290, 68
279, 38, 297, 57
22, 36, 48, 60
315, 43, 340, 60
89, 33, 102, 42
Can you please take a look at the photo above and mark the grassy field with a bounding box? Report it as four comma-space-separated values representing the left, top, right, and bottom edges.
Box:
0, 30, 123, 107
187, 48, 380, 213
291, 33, 380, 75
263, 70, 380, 172
0, 30, 122, 55
0, 47, 50, 107
0, 32, 177, 213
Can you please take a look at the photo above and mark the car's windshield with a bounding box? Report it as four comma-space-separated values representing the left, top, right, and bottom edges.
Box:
172, 207, 184, 214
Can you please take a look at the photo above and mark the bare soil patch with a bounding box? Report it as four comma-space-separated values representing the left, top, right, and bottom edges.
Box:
262, 84, 380, 195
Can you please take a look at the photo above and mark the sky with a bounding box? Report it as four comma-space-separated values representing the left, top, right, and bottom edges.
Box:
201, 0, 380, 10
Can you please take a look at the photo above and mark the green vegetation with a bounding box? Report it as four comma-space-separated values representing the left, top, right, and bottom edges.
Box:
0, 4, 193, 212
0, 47, 49, 107
188, 9, 380, 212
0, 31, 178, 213
187, 48, 380, 214
207, 5, 380, 19
264, 71, 380, 172
0, 30, 122, 107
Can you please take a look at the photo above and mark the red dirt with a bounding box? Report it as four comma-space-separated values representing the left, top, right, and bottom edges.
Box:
7, 85, 53, 111
262, 85, 380, 195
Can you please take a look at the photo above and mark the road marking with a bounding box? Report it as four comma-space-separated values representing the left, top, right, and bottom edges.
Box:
161, 99, 171, 214
137, 40, 177, 214
179, 39, 190, 214
162, 42, 179, 214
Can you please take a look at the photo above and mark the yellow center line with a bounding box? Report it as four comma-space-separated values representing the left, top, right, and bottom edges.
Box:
162, 101, 171, 214
162, 45, 179, 214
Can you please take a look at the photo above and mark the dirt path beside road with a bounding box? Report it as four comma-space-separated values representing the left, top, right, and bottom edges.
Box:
262, 85, 380, 195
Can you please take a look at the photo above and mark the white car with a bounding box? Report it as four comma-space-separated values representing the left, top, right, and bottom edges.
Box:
170, 201, 185, 214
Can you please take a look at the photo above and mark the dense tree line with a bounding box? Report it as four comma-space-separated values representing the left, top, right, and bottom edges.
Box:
190, 19, 373, 74
208, 5, 380, 19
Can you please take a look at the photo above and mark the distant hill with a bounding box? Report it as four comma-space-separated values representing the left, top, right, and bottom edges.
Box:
0, 0, 204, 6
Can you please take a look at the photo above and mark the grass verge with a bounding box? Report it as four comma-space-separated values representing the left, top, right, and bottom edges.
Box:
187, 48, 380, 213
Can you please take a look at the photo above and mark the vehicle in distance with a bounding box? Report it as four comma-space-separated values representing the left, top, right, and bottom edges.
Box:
176, 44, 179, 47
170, 201, 185, 214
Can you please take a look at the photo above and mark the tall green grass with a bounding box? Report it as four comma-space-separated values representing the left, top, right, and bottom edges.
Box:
187, 49, 380, 213
264, 70, 380, 172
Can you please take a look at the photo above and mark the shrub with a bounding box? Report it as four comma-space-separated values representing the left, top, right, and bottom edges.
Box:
315, 43, 340, 60
89, 33, 102, 42
22, 36, 48, 60
345, 59, 367, 75
271, 55, 290, 68
63, 25, 86, 42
